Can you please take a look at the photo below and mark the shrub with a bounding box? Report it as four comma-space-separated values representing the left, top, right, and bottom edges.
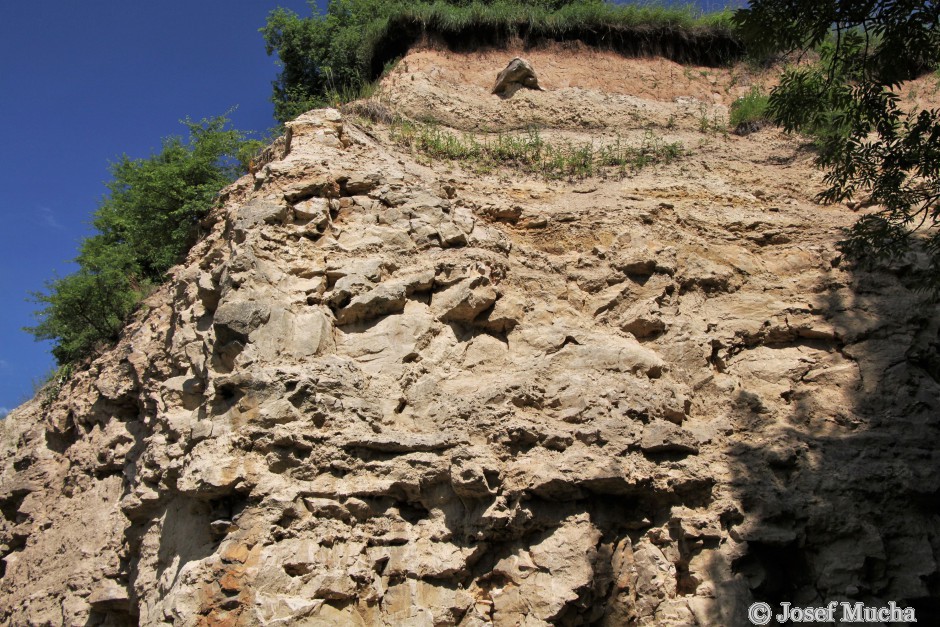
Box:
729, 86, 770, 134
36, 364, 74, 410
27, 115, 252, 364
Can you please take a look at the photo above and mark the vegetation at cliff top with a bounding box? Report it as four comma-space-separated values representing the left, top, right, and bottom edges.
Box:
262, 0, 740, 122
26, 116, 255, 365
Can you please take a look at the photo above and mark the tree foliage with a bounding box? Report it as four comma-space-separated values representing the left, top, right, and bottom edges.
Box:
734, 1, 940, 291
28, 116, 249, 364
89, 116, 245, 279
262, 2, 368, 122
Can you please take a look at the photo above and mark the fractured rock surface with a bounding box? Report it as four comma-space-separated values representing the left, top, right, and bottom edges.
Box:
1, 50, 939, 626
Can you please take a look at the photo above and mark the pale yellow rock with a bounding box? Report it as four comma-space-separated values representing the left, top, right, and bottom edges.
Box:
0, 50, 937, 627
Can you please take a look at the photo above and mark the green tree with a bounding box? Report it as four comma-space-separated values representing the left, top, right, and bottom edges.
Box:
27, 267, 143, 365
28, 115, 250, 364
262, 0, 382, 121
734, 1, 940, 290
87, 116, 245, 280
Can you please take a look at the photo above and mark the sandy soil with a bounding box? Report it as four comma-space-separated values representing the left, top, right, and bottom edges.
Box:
392, 44, 772, 104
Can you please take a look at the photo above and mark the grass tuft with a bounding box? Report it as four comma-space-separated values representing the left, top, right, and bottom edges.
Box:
729, 86, 771, 135
388, 118, 685, 179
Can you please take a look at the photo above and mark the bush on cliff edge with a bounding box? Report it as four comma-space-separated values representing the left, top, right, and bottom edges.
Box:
27, 115, 250, 365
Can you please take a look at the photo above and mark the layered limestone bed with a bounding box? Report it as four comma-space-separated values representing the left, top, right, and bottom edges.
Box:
1, 48, 939, 626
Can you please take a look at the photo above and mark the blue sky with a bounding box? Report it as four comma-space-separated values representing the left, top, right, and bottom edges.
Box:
0, 0, 737, 416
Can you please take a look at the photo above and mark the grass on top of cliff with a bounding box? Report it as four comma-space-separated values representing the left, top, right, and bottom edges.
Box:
387, 118, 685, 179
262, 0, 741, 122
383, 1, 735, 35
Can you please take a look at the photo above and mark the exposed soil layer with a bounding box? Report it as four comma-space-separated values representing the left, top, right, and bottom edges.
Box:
367, 18, 743, 81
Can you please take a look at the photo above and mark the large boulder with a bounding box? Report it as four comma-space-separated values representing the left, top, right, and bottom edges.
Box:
492, 57, 544, 98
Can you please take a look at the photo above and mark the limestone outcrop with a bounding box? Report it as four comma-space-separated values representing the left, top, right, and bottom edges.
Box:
1, 49, 938, 626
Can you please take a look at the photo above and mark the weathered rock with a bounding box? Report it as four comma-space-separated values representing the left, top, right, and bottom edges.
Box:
1, 55, 938, 627
292, 196, 331, 228
87, 579, 131, 611
335, 269, 434, 325
431, 276, 498, 323
492, 57, 544, 97
234, 198, 289, 230
213, 299, 270, 344
341, 171, 381, 195
336, 281, 407, 325
640, 420, 699, 455
344, 431, 458, 453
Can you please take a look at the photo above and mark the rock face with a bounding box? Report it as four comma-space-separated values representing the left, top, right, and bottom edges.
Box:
2, 49, 940, 626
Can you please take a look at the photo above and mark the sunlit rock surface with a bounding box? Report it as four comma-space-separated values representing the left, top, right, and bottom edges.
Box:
1, 48, 938, 626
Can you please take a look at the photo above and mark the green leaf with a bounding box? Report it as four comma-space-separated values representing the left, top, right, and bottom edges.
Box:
27, 115, 254, 364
